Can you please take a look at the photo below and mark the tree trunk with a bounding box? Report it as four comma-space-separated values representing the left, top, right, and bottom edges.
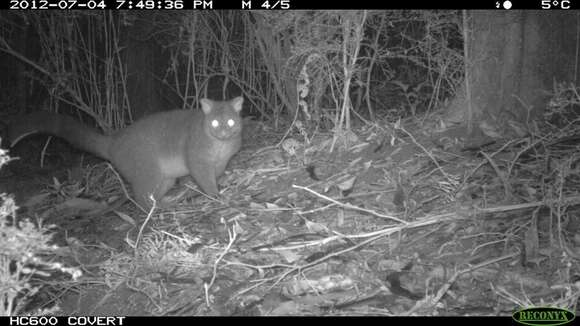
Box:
123, 13, 167, 119
446, 10, 579, 139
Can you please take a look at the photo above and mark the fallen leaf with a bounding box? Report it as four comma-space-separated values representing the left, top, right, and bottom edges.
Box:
22, 192, 51, 208
55, 197, 107, 214
114, 211, 136, 226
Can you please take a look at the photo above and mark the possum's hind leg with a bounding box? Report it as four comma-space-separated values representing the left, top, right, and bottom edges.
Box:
130, 170, 176, 210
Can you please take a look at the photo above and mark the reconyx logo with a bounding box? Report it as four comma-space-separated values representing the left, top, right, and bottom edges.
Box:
513, 307, 575, 326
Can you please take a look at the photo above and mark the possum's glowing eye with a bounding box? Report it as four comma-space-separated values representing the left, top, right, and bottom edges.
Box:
227, 119, 235, 127
211, 120, 219, 128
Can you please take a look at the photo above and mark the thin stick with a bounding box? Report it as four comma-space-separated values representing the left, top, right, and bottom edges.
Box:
405, 251, 518, 315
293, 184, 407, 224
204, 225, 237, 306
133, 196, 157, 253
396, 126, 455, 185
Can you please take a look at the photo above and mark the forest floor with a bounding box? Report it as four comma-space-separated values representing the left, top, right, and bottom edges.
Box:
2, 118, 579, 316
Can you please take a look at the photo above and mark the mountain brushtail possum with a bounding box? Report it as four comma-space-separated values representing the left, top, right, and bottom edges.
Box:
9, 97, 244, 209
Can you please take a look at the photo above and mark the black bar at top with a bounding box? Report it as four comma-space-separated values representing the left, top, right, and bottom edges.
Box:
2, 0, 572, 10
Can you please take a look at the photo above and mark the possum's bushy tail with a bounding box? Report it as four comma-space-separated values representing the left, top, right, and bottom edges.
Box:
9, 112, 112, 160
